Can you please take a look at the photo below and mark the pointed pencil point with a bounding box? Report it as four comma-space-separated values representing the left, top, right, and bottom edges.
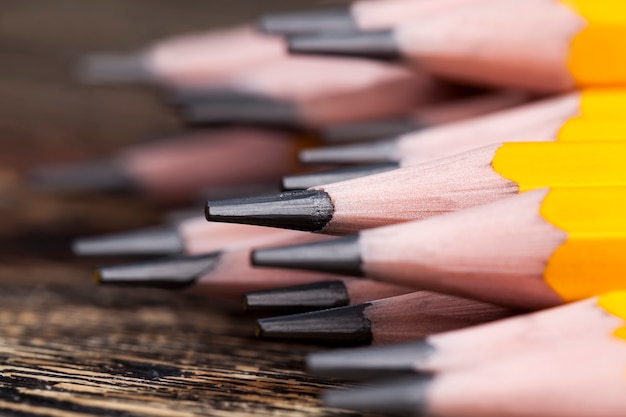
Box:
205, 190, 334, 232
256, 303, 373, 344
28, 159, 136, 195
96, 254, 219, 289
288, 30, 400, 60
282, 163, 398, 190
177, 91, 300, 128
307, 340, 436, 380
320, 119, 424, 143
299, 140, 399, 165
322, 375, 434, 415
252, 235, 363, 276
243, 281, 350, 313
257, 6, 357, 35
73, 227, 183, 257
75, 52, 153, 84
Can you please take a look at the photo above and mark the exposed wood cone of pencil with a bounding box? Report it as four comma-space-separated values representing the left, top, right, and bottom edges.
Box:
322, 293, 626, 416
207, 142, 626, 235
254, 290, 516, 345
287, 0, 626, 92
308, 292, 626, 380
299, 90, 626, 166
251, 187, 626, 309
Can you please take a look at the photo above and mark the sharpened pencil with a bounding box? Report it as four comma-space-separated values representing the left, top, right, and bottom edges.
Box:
308, 292, 626, 379
30, 128, 305, 203
300, 91, 626, 165
208, 142, 626, 235
255, 291, 515, 345
243, 279, 414, 313
323, 334, 626, 417
288, 1, 626, 92
252, 187, 626, 309
94, 230, 348, 300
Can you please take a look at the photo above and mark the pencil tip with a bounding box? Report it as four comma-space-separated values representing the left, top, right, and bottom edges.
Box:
256, 303, 373, 344
320, 119, 424, 143
73, 227, 184, 257
251, 235, 363, 276
287, 30, 399, 60
322, 375, 433, 415
28, 159, 136, 195
243, 281, 350, 313
75, 52, 153, 84
307, 340, 436, 380
257, 6, 357, 35
205, 190, 334, 232
282, 163, 398, 190
299, 140, 399, 165
177, 92, 300, 128
96, 254, 219, 289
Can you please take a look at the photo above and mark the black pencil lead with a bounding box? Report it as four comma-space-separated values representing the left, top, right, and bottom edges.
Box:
307, 340, 436, 380
252, 235, 363, 276
73, 227, 183, 257
95, 253, 219, 289
282, 163, 398, 190
256, 303, 373, 344
288, 30, 400, 60
243, 280, 350, 313
257, 6, 357, 35
205, 190, 334, 232
322, 374, 434, 415
299, 139, 398, 165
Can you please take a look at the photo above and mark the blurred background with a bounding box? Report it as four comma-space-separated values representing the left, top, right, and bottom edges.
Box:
0, 0, 326, 252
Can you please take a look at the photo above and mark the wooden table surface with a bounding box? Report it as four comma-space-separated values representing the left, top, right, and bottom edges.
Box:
0, 1, 372, 415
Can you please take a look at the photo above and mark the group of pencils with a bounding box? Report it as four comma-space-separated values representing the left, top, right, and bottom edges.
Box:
32, 0, 626, 416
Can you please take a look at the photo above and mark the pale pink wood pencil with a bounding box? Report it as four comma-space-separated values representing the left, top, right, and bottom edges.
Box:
308, 293, 626, 378
256, 290, 516, 345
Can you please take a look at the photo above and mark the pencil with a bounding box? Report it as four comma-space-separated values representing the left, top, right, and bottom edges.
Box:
252, 187, 626, 309
300, 90, 626, 165
207, 142, 626, 235
30, 128, 305, 203
255, 291, 515, 345
258, 0, 494, 35
242, 279, 414, 313
281, 163, 397, 191
174, 57, 451, 128
317, 91, 529, 143
73, 217, 294, 257
94, 230, 348, 300
77, 25, 284, 85
323, 335, 626, 416
288, 1, 626, 92
307, 292, 626, 379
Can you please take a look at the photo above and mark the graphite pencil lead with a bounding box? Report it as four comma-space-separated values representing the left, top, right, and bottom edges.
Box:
299, 139, 398, 165
252, 235, 362, 276
319, 118, 423, 143
243, 280, 350, 313
282, 163, 399, 190
256, 303, 373, 344
257, 6, 357, 35
95, 253, 219, 289
177, 92, 300, 127
308, 340, 436, 380
75, 52, 153, 84
29, 159, 136, 194
322, 375, 433, 415
205, 190, 334, 232
73, 227, 183, 256
288, 30, 400, 60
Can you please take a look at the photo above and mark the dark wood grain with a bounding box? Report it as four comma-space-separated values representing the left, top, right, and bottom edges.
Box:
0, 1, 376, 415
